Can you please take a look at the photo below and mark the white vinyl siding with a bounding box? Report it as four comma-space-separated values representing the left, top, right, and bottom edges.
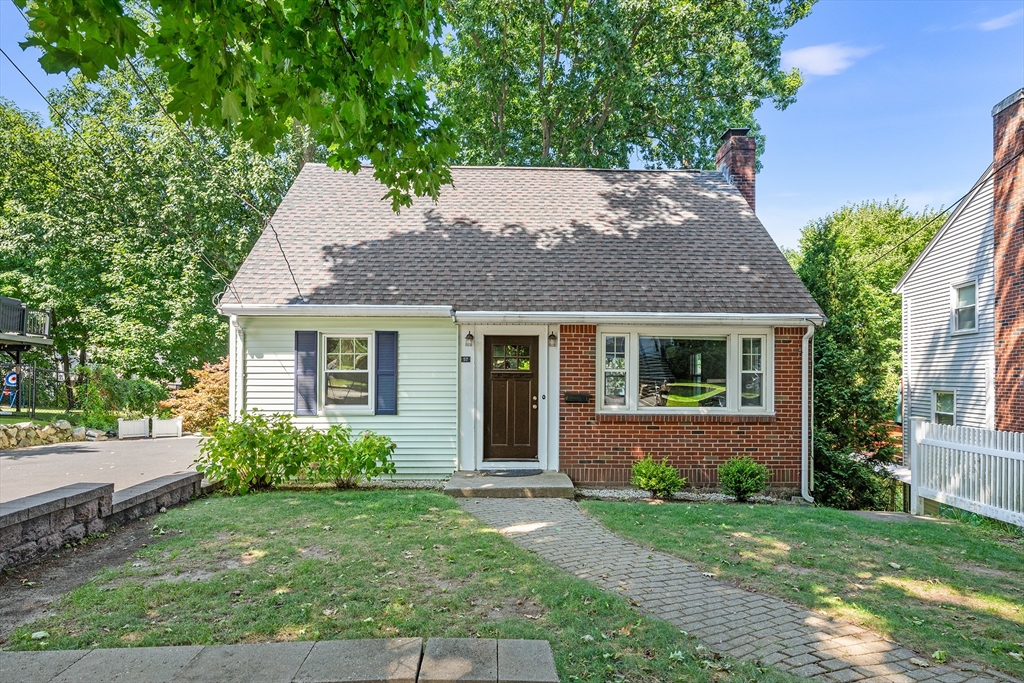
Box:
899, 172, 995, 429
239, 316, 459, 478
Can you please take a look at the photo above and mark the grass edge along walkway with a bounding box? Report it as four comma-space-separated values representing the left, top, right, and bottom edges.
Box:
4, 489, 797, 683
460, 497, 1018, 683
581, 499, 1024, 680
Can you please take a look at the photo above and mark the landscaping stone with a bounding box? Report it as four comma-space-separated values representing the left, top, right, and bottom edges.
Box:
49, 645, 203, 683
176, 642, 314, 683
0, 420, 78, 450
294, 638, 422, 683
419, 638, 497, 683
496, 640, 558, 683
0, 649, 88, 683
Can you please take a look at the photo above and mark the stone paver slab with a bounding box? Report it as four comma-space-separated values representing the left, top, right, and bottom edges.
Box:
176, 642, 314, 683
419, 638, 497, 683
496, 640, 558, 683
0, 650, 88, 683
50, 645, 203, 683
293, 638, 422, 683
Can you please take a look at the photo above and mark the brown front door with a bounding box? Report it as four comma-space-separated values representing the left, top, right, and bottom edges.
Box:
484, 336, 539, 461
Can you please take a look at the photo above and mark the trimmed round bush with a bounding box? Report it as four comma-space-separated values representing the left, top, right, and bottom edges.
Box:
630, 455, 686, 499
718, 456, 770, 502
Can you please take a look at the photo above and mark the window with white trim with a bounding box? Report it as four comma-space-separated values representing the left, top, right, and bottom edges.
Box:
324, 335, 371, 407
603, 335, 627, 406
953, 283, 976, 333
597, 329, 771, 413
933, 390, 955, 425
741, 337, 764, 407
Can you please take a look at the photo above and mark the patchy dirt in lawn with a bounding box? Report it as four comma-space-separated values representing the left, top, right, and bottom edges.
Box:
471, 596, 547, 622
0, 516, 165, 644
774, 563, 816, 576
955, 562, 1017, 579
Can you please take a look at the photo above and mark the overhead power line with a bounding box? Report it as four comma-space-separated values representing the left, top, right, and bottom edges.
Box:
123, 58, 308, 304
873, 147, 1023, 264
0, 45, 243, 303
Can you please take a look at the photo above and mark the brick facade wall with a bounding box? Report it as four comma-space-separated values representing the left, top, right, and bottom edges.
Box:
558, 325, 807, 488
993, 92, 1024, 432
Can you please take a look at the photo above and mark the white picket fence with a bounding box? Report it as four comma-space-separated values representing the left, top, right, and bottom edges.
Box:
909, 417, 1024, 527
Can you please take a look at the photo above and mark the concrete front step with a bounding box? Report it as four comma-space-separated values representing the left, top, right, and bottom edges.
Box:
443, 472, 575, 499
0, 638, 558, 683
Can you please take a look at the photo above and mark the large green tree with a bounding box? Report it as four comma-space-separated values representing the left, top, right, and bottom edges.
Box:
432, 0, 813, 167
792, 201, 941, 508
15, 0, 453, 208
0, 66, 310, 387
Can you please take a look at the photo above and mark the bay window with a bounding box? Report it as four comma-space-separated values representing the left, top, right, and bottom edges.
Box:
598, 329, 771, 413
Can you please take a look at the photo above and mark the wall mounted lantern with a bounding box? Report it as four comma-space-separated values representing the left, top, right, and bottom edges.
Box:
548, 332, 558, 347
464, 331, 475, 347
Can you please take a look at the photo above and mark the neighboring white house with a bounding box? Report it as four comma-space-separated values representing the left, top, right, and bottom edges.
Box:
219, 130, 825, 495
894, 88, 1024, 433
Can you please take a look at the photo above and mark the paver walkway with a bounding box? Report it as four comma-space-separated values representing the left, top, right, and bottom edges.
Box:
460, 498, 1019, 683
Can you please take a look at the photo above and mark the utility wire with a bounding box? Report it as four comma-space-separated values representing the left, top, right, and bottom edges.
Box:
1, 46, 242, 303
872, 147, 1023, 264
5, 4, 243, 302
123, 58, 308, 304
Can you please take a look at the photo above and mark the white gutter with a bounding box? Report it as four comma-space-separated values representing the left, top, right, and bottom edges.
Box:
217, 304, 454, 317
801, 323, 816, 503
453, 311, 826, 326
216, 305, 827, 326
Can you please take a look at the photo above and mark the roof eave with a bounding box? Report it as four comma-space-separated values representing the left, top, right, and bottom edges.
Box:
218, 303, 825, 327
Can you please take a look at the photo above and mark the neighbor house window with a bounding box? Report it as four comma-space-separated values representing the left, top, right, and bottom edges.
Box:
741, 337, 764, 407
597, 330, 771, 413
603, 335, 627, 406
933, 390, 955, 425
953, 283, 976, 333
324, 335, 370, 407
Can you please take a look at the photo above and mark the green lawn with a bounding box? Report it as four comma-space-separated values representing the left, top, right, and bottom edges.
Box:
0, 408, 77, 426
582, 500, 1024, 678
6, 491, 798, 683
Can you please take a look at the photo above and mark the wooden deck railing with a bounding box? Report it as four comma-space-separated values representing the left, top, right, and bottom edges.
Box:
0, 296, 50, 338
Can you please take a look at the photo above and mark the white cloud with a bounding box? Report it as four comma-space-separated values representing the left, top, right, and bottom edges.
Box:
781, 43, 879, 76
978, 8, 1024, 31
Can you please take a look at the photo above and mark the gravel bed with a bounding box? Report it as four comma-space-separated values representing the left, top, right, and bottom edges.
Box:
576, 487, 787, 504
356, 479, 445, 491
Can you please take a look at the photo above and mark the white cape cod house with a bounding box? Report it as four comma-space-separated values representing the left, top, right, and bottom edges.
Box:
219, 131, 825, 496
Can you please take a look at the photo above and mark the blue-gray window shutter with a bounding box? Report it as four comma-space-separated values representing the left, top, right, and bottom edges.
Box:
294, 331, 318, 416
375, 331, 398, 415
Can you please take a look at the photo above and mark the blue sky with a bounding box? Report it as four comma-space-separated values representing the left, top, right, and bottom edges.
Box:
2, 0, 1023, 250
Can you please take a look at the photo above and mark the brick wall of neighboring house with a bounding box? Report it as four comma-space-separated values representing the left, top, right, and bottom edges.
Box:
558, 325, 807, 488
993, 90, 1024, 432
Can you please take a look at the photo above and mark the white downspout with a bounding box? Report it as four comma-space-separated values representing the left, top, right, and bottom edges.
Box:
801, 323, 815, 503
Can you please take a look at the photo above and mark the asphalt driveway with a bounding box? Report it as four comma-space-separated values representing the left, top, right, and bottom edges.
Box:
0, 437, 201, 503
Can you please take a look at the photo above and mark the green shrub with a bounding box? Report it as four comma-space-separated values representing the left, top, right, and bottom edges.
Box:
630, 455, 686, 499
812, 437, 888, 510
79, 366, 168, 430
306, 424, 397, 489
718, 456, 770, 502
196, 411, 306, 494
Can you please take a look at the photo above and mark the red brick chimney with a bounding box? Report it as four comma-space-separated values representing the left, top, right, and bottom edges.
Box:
716, 128, 756, 211
993, 88, 1024, 432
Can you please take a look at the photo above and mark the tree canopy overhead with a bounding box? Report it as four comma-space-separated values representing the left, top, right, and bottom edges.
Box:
433, 0, 813, 168
17, 0, 815, 191
15, 0, 454, 208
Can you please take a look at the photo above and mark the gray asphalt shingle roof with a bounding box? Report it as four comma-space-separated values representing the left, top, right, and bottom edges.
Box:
226, 164, 821, 315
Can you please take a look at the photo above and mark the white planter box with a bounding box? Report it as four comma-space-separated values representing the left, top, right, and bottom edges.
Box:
152, 416, 182, 438
117, 417, 150, 440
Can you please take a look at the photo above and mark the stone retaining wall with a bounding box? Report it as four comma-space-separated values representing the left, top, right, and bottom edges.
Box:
0, 472, 206, 570
0, 420, 94, 449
